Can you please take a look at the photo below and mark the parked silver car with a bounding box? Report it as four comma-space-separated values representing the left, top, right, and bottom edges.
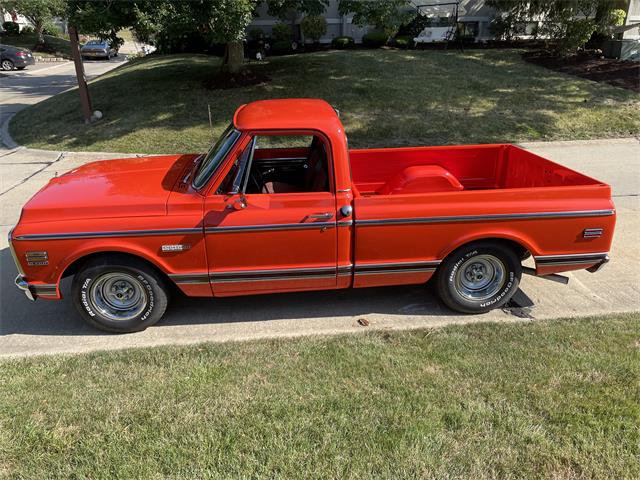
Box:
81, 39, 118, 60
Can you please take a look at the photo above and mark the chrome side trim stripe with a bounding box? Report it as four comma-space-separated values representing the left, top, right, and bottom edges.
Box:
169, 273, 210, 284
210, 266, 336, 282
15, 228, 203, 241
206, 222, 335, 234
356, 210, 615, 227
354, 260, 441, 275
171, 266, 349, 285
337, 220, 353, 227
33, 284, 57, 296
534, 252, 609, 266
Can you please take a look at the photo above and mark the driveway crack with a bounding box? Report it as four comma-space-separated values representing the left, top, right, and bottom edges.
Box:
0, 151, 65, 197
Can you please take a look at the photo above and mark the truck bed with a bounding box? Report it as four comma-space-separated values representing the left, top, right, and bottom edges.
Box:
349, 144, 604, 195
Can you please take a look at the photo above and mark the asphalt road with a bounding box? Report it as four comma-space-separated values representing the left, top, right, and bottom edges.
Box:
0, 57, 127, 147
0, 138, 638, 357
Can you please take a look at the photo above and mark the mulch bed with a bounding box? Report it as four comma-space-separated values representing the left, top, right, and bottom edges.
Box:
202, 69, 271, 90
522, 51, 640, 93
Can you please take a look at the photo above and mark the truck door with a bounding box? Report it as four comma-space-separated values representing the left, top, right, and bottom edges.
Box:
203, 132, 338, 295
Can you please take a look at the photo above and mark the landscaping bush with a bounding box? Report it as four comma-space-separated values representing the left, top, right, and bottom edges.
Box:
301, 15, 327, 44
42, 20, 63, 38
2, 21, 19, 35
331, 36, 354, 49
393, 35, 412, 48
20, 26, 35, 34
270, 40, 292, 54
272, 23, 292, 42
362, 31, 388, 48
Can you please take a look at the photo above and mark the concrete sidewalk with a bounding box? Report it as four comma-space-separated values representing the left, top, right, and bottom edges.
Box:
0, 138, 638, 357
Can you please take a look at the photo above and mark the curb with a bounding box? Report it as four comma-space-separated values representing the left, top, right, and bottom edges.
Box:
35, 56, 68, 62
0, 114, 19, 150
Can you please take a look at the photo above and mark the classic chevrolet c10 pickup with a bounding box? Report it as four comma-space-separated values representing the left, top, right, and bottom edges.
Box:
9, 99, 615, 332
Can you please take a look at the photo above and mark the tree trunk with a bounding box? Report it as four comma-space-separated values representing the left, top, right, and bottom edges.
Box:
35, 21, 45, 45
222, 41, 244, 74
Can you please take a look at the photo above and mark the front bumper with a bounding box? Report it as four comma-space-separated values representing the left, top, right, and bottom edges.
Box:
15, 275, 36, 301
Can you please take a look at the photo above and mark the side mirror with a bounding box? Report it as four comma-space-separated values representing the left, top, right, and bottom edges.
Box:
226, 194, 247, 210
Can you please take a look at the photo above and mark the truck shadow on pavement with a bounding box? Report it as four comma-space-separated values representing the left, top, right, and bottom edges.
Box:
0, 248, 453, 336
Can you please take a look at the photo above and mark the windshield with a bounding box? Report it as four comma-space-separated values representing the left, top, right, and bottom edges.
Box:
192, 125, 241, 190
86, 40, 104, 46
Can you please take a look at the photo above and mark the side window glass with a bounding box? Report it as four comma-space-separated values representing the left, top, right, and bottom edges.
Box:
245, 134, 330, 194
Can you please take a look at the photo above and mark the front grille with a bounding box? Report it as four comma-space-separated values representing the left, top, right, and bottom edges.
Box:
25, 251, 48, 266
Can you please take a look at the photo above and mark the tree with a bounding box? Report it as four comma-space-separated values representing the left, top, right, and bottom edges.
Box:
487, 0, 628, 53
3, 0, 66, 44
67, 0, 258, 74
338, 0, 415, 39
301, 15, 327, 43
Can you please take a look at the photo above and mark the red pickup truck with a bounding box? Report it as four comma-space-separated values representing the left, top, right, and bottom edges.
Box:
9, 99, 615, 332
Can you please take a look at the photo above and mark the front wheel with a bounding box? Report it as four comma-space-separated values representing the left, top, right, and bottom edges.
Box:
72, 256, 169, 333
436, 241, 522, 314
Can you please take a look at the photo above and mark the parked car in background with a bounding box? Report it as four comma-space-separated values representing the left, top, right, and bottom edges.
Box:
0, 44, 35, 70
81, 39, 118, 60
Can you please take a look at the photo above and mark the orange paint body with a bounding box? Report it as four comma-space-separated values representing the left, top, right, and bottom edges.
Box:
9, 99, 615, 301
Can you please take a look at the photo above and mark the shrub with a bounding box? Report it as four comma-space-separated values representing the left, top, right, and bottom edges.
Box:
2, 21, 19, 35
20, 26, 35, 35
270, 40, 291, 54
301, 15, 327, 43
272, 23, 292, 42
331, 36, 354, 49
42, 20, 63, 37
362, 31, 388, 48
393, 35, 412, 48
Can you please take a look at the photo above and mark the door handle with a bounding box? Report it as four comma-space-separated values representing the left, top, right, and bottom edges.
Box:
309, 213, 334, 220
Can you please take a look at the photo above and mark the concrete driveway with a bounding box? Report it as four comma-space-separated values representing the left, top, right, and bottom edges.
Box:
0, 56, 128, 147
0, 139, 638, 357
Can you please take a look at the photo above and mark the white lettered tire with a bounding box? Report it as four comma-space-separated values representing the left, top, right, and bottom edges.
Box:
436, 241, 522, 314
72, 256, 169, 333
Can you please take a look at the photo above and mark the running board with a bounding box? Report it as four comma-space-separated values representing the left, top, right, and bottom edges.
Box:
522, 266, 569, 285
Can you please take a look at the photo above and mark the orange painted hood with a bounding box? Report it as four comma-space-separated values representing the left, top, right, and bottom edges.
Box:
20, 154, 198, 224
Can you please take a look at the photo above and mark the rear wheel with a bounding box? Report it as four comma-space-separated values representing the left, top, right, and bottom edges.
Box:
436, 241, 521, 314
72, 256, 169, 333
1, 59, 14, 71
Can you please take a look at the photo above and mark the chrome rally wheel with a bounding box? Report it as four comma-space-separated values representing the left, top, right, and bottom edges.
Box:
88, 272, 148, 321
454, 255, 506, 302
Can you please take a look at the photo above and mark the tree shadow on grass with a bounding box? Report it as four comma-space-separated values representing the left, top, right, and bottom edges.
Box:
9, 50, 638, 155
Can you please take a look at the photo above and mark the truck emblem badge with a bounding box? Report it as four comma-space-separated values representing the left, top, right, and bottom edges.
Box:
161, 244, 191, 252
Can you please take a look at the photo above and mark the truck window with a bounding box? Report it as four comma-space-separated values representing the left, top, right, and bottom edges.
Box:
192, 125, 241, 190
244, 134, 330, 194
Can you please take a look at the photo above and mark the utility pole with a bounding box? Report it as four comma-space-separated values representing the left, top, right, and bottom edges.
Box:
68, 25, 93, 124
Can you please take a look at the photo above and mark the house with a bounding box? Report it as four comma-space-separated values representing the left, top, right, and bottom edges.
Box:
248, 0, 499, 43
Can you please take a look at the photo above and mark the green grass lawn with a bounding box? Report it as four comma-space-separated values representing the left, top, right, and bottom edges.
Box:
1, 314, 638, 478
0, 32, 72, 58
9, 50, 640, 154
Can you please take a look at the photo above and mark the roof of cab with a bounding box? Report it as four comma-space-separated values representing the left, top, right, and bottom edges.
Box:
233, 98, 342, 133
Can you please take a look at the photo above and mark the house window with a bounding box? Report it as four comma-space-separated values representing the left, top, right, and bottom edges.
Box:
457, 22, 479, 39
